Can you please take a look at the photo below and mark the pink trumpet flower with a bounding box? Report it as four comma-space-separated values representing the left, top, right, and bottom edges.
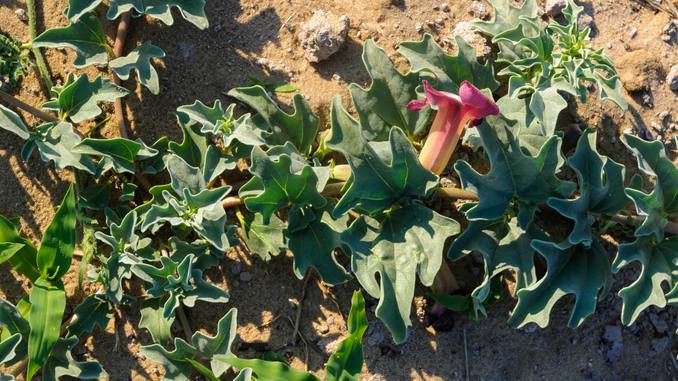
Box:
408, 80, 500, 175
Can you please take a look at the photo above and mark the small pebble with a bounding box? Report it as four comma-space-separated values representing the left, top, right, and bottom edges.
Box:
15, 8, 28, 22
629, 27, 638, 39
239, 271, 253, 282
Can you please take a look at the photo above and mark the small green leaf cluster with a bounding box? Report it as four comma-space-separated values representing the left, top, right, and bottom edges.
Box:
473, 0, 626, 140
0, 34, 30, 88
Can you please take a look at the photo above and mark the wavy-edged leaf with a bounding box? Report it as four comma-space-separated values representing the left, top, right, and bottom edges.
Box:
139, 299, 175, 347
348, 39, 432, 140
623, 134, 678, 240
33, 12, 109, 68
42, 337, 107, 381
238, 212, 286, 261
140, 339, 198, 381
398, 34, 499, 93
508, 240, 611, 328
324, 291, 367, 381
227, 85, 319, 155
27, 278, 66, 380
241, 147, 326, 224
548, 129, 628, 245
472, 0, 538, 37
177, 100, 266, 147
107, 0, 209, 29
328, 97, 437, 217
74, 137, 142, 174
286, 206, 350, 286
66, 0, 102, 22
455, 123, 575, 228
110, 42, 165, 95
42, 74, 128, 123
448, 217, 547, 314
30, 122, 97, 174
612, 235, 678, 325
66, 295, 111, 337
341, 202, 459, 343
192, 308, 237, 377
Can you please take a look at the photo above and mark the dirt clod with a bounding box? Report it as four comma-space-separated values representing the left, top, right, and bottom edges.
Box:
298, 10, 350, 63
667, 64, 678, 91
545, 0, 566, 17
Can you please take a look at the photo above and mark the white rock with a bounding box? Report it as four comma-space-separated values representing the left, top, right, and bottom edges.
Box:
298, 10, 350, 63
470, 1, 489, 19
15, 8, 28, 22
545, 0, 566, 17
667, 65, 678, 91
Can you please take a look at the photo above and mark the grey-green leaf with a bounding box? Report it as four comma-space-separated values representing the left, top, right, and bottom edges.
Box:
328, 97, 438, 217
508, 240, 611, 328
612, 235, 678, 325
42, 74, 128, 123
398, 34, 499, 93
455, 123, 575, 228
341, 202, 459, 343
548, 129, 628, 246
349, 39, 431, 140
33, 12, 109, 68
110, 42, 165, 95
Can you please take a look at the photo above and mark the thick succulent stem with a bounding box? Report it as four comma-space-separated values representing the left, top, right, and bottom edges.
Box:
26, 0, 53, 95
112, 12, 132, 138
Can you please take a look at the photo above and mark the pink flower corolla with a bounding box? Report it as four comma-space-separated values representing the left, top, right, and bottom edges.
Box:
408, 80, 500, 175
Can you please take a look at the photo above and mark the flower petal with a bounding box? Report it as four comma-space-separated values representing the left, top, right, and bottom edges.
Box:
422, 80, 462, 108
407, 98, 430, 112
459, 80, 500, 120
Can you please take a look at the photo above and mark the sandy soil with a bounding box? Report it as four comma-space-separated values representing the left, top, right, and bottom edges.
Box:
0, 0, 677, 380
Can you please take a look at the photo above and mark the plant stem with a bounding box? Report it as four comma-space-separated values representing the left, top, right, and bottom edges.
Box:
0, 89, 58, 123
176, 303, 193, 342
435, 187, 479, 201
608, 213, 678, 236
26, 0, 53, 95
112, 12, 132, 138
432, 260, 460, 295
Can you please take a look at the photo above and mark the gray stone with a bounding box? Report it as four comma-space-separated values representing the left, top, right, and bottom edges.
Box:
667, 65, 678, 91
298, 10, 350, 63
15, 8, 28, 22
470, 1, 490, 19
239, 271, 253, 282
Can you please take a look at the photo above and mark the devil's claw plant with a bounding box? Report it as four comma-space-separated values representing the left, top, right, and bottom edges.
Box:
0, 0, 677, 378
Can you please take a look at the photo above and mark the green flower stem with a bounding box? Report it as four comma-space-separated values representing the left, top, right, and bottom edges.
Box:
435, 187, 480, 201
26, 0, 54, 94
